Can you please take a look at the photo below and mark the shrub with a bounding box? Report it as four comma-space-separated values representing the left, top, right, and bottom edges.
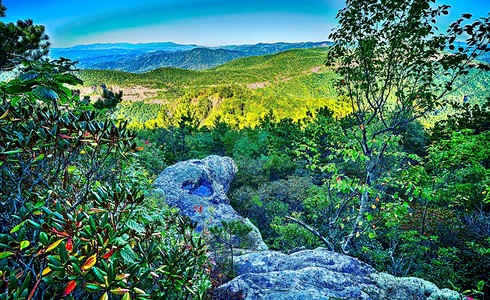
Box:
0, 60, 211, 300
229, 175, 314, 246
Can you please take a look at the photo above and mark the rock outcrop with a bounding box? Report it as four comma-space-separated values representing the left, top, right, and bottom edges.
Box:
154, 156, 459, 300
153, 155, 268, 251
217, 247, 460, 300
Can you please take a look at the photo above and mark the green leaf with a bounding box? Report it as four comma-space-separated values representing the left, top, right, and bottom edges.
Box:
93, 267, 106, 285
11, 96, 21, 106
20, 240, 30, 251
368, 232, 376, 239
126, 219, 145, 233
10, 221, 25, 233
84, 283, 104, 292
120, 245, 137, 263
5, 83, 31, 94
0, 251, 14, 259
18, 72, 39, 82
477, 280, 485, 291
33, 86, 58, 101
1, 149, 22, 155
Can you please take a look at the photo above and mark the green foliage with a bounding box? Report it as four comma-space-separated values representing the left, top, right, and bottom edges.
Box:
135, 141, 168, 177
92, 89, 124, 110
208, 220, 253, 278
0, 59, 210, 299
431, 97, 490, 141
324, 0, 490, 252
79, 48, 329, 88
152, 113, 199, 163
230, 175, 314, 246
0, 9, 50, 71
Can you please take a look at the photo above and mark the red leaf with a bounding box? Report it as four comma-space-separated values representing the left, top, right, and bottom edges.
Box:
59, 134, 75, 139
66, 238, 73, 252
51, 227, 69, 237
27, 278, 41, 300
102, 249, 115, 259
62, 280, 77, 297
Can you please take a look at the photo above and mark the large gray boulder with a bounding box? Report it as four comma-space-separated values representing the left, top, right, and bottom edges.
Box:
218, 247, 460, 300
153, 155, 268, 251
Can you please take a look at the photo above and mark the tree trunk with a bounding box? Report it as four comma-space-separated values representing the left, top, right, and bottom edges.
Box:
342, 161, 375, 253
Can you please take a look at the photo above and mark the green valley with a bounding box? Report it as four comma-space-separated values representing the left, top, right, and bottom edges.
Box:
77, 46, 489, 130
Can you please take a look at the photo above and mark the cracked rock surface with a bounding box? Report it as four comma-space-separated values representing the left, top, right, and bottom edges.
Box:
218, 248, 461, 300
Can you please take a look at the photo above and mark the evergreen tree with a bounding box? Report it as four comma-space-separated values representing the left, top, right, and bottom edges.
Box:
0, 5, 50, 71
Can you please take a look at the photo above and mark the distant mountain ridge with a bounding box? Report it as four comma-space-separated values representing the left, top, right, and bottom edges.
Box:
56, 42, 199, 51
50, 41, 331, 73
93, 48, 246, 73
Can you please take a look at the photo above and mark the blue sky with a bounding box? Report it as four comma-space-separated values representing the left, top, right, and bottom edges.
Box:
2, 0, 489, 48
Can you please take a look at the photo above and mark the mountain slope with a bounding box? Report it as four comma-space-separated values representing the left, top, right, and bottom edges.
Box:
78, 48, 330, 88
223, 41, 331, 56
93, 48, 246, 72
53, 41, 330, 72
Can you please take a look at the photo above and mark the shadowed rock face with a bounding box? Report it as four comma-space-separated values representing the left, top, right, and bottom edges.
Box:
153, 155, 268, 251
218, 248, 461, 300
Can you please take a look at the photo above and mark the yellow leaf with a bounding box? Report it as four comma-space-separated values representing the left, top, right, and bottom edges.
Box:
41, 267, 52, 276
115, 274, 130, 280
45, 238, 64, 254
81, 254, 97, 271
10, 221, 25, 233
371, 205, 376, 210
122, 292, 130, 300
110, 288, 130, 295
0, 110, 9, 120
20, 240, 30, 251
99, 292, 108, 300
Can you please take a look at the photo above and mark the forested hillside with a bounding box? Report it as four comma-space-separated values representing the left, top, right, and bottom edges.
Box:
78, 48, 330, 87
78, 46, 489, 130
